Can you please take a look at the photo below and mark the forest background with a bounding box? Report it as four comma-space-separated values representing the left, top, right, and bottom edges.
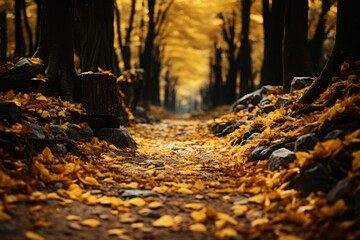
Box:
0, 0, 337, 113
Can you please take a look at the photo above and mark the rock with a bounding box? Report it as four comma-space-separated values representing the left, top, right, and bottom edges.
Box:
217, 121, 250, 137
211, 122, 231, 135
294, 133, 319, 152
326, 178, 349, 204
290, 77, 315, 92
274, 97, 288, 109
120, 189, 158, 198
262, 105, 276, 114
268, 148, 296, 171
0, 102, 22, 124
231, 104, 246, 113
259, 97, 271, 106
67, 123, 93, 141
245, 132, 260, 144
0, 138, 16, 155
323, 129, 346, 141
50, 125, 68, 138
23, 120, 48, 139
295, 163, 332, 196
247, 146, 270, 162
231, 87, 270, 112
94, 128, 137, 149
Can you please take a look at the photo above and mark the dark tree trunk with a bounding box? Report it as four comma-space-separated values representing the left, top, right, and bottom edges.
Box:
260, 0, 271, 86
282, 0, 311, 92
239, 0, 252, 97
164, 68, 170, 110
213, 42, 223, 107
152, 44, 161, 105
268, 0, 284, 86
74, 0, 119, 76
14, 0, 26, 56
309, 0, 334, 75
33, 0, 76, 101
34, 0, 43, 50
0, 11, 7, 63
221, 11, 239, 104
299, 0, 360, 104
21, 0, 33, 55
140, 0, 156, 104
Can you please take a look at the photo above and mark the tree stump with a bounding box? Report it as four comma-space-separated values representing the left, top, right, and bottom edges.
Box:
75, 73, 123, 128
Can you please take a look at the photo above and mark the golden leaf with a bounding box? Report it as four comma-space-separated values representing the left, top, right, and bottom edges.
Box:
183, 203, 204, 210
128, 197, 146, 207
148, 201, 163, 209
131, 222, 144, 229
153, 215, 175, 227
81, 218, 101, 227
107, 228, 127, 236
251, 217, 269, 227
138, 208, 151, 215
190, 209, 207, 222
66, 215, 81, 221
231, 205, 248, 215
216, 212, 237, 225
278, 234, 304, 240
177, 187, 194, 194
36, 95, 48, 101
248, 194, 265, 204
352, 150, 360, 171
152, 186, 169, 193
25, 231, 45, 240
78, 176, 100, 186
189, 223, 207, 233
215, 228, 238, 239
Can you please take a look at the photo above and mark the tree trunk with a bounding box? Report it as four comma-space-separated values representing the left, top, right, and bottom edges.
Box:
282, 0, 311, 93
33, 0, 76, 101
239, 0, 252, 97
140, 0, 156, 105
309, 0, 334, 75
14, 0, 26, 56
74, 0, 119, 76
260, 0, 271, 86
213, 42, 223, 107
268, 0, 284, 86
299, 0, 360, 104
0, 11, 7, 63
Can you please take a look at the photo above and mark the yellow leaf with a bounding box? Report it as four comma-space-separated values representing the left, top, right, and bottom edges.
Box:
148, 201, 163, 209
128, 197, 146, 207
248, 194, 265, 204
183, 203, 204, 210
131, 222, 144, 229
189, 223, 207, 233
81, 218, 101, 227
25, 231, 45, 240
28, 58, 42, 65
153, 215, 175, 227
66, 215, 81, 221
251, 217, 269, 227
67, 184, 83, 199
107, 228, 126, 236
36, 95, 48, 101
215, 228, 238, 239
216, 212, 237, 225
152, 186, 169, 193
320, 199, 347, 217
208, 193, 220, 198
190, 209, 207, 222
177, 187, 194, 194
352, 150, 360, 171
231, 205, 248, 215
79, 176, 99, 186
138, 208, 151, 215
41, 111, 51, 118
0, 210, 11, 221
278, 234, 304, 240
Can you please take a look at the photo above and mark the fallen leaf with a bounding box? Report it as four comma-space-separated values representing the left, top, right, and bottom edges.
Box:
215, 228, 237, 239
183, 203, 204, 210
81, 218, 102, 227
148, 201, 163, 209
190, 209, 207, 222
107, 228, 127, 236
231, 205, 248, 215
248, 194, 265, 204
66, 215, 81, 221
217, 212, 237, 225
153, 215, 175, 227
25, 231, 45, 240
128, 197, 146, 207
189, 223, 207, 233
251, 217, 269, 226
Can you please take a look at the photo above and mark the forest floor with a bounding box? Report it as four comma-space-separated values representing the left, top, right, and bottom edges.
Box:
1, 64, 360, 239
1, 115, 358, 240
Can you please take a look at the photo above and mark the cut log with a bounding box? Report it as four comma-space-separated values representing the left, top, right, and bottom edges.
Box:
75, 73, 121, 116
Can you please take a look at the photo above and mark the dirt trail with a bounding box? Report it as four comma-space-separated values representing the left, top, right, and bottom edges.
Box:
1, 119, 355, 240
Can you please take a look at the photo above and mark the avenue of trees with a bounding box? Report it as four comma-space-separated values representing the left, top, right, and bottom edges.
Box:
0, 0, 359, 112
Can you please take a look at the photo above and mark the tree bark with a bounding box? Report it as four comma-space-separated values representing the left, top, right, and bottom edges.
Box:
213, 42, 223, 106
74, 0, 119, 76
0, 11, 7, 63
239, 0, 252, 97
260, 0, 271, 86
14, 0, 26, 56
282, 0, 311, 93
299, 0, 360, 104
33, 0, 76, 101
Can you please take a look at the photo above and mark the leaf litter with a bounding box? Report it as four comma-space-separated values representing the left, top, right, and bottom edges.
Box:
0, 64, 360, 239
